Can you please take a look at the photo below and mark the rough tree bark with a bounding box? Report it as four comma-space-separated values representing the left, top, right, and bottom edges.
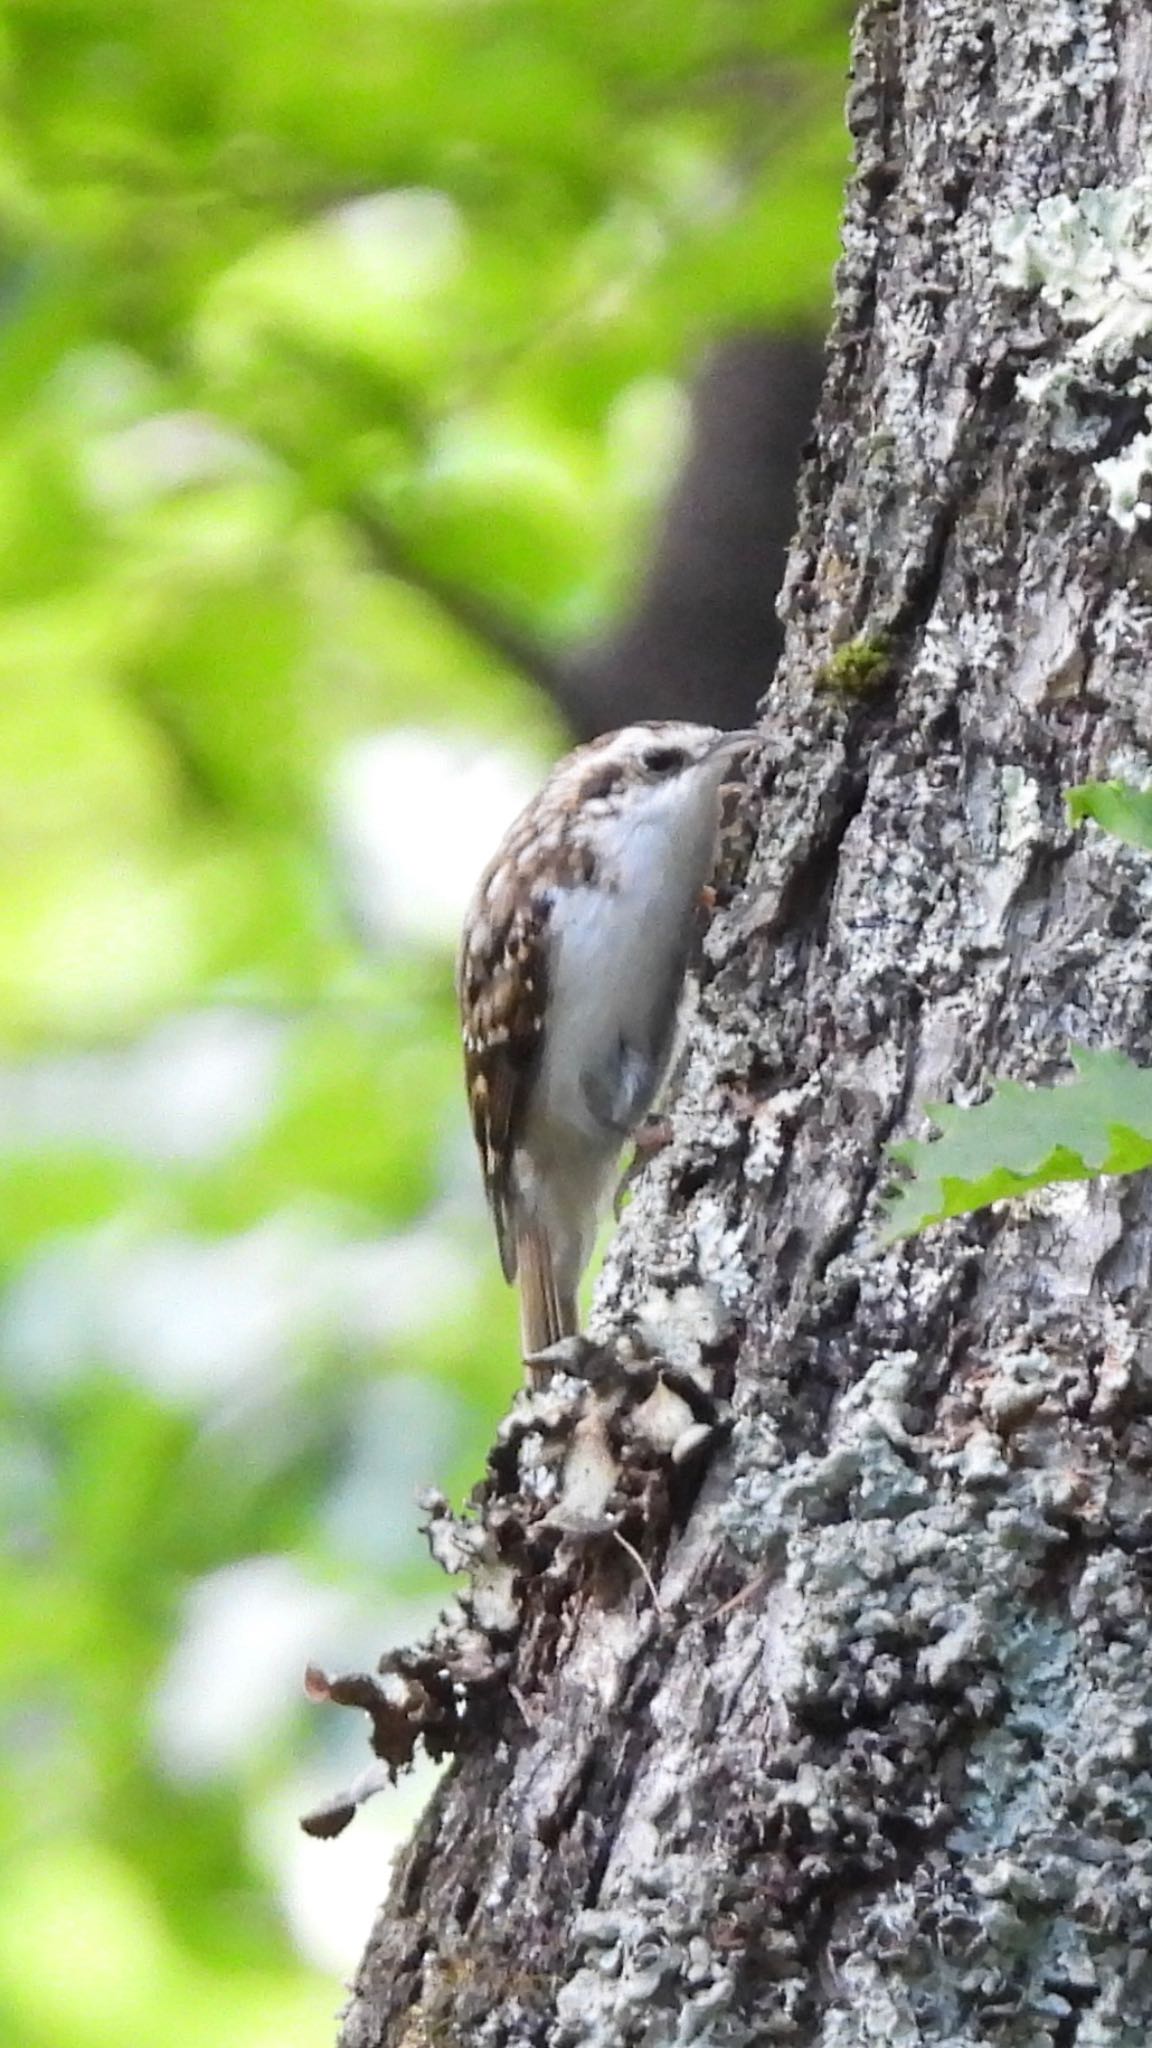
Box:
324, 4, 1152, 2041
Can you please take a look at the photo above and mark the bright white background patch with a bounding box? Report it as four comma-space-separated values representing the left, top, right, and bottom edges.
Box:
330, 728, 544, 948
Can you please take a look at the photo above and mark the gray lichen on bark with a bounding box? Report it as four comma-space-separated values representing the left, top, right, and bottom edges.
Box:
331, 3, 1152, 2043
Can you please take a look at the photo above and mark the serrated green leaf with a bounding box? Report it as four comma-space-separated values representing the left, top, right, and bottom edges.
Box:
1066, 779, 1152, 851
884, 1049, 1152, 1240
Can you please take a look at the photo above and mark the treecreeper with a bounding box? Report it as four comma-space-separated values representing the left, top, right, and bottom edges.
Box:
456, 720, 759, 1356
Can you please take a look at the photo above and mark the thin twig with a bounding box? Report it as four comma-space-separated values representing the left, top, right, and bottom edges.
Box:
612, 1527, 665, 1612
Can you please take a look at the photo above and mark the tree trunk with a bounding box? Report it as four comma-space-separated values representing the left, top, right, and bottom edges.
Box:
331, 4, 1152, 2042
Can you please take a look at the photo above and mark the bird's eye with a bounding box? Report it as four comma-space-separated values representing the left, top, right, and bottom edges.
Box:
642, 745, 687, 776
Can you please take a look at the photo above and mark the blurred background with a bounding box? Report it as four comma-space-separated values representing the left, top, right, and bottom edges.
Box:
0, 2, 849, 2041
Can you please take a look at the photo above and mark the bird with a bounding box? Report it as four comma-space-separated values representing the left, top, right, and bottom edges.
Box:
456, 720, 759, 1358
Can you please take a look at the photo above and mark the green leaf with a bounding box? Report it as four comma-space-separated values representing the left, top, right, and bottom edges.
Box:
1066, 779, 1152, 851
883, 1049, 1152, 1240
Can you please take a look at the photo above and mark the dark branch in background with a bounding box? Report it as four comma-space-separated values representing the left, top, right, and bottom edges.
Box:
350, 329, 824, 740
346, 491, 573, 705
562, 331, 824, 736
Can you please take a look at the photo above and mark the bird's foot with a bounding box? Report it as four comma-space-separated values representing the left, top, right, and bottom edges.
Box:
614, 1115, 674, 1218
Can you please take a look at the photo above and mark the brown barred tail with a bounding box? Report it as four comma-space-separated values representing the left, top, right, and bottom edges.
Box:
516, 1220, 577, 1359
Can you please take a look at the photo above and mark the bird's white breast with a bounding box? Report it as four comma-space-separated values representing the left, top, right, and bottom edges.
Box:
534, 774, 720, 1143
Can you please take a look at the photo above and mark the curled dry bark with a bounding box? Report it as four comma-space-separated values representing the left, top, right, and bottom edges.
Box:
326, 3, 1152, 2041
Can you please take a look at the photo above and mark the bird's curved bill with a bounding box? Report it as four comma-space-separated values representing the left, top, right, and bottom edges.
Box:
710, 728, 763, 761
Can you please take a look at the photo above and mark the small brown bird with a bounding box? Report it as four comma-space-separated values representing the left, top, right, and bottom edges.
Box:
456, 721, 758, 1357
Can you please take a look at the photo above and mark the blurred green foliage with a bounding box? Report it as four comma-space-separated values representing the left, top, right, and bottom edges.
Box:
0, 0, 847, 2039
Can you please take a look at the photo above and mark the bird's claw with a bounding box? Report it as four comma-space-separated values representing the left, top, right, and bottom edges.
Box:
614, 1116, 674, 1218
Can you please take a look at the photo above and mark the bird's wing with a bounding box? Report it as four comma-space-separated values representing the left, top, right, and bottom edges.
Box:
457, 889, 552, 1282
